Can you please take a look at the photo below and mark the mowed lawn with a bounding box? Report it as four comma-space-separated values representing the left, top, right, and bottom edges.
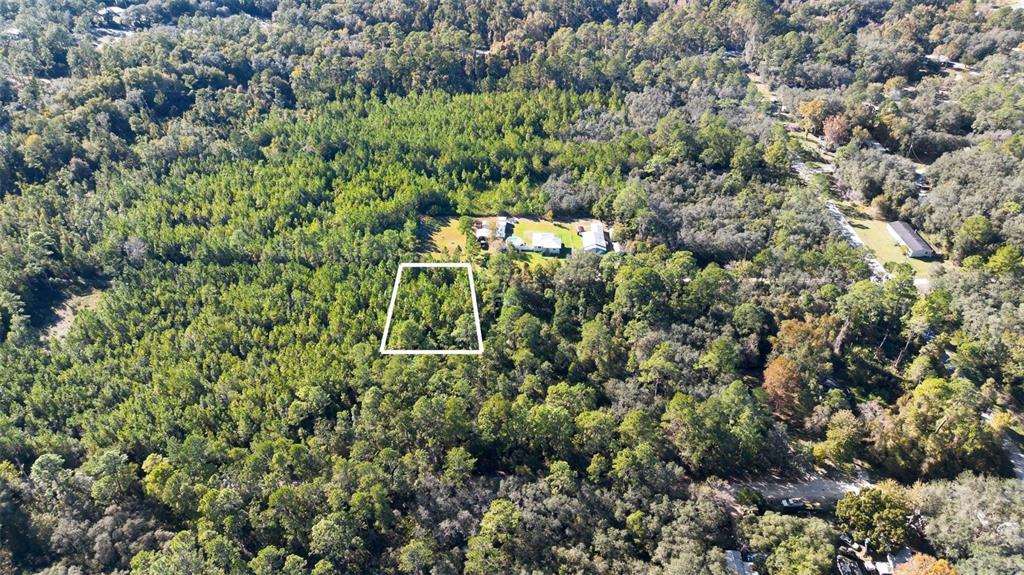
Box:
511, 218, 585, 251
838, 203, 941, 278
423, 216, 593, 257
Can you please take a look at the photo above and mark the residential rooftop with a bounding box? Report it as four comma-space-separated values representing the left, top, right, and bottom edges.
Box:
888, 221, 935, 255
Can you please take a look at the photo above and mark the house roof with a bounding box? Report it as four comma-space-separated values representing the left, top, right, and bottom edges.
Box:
582, 230, 606, 251
724, 550, 757, 575
725, 551, 745, 575
888, 221, 934, 253
532, 232, 562, 250
495, 217, 508, 238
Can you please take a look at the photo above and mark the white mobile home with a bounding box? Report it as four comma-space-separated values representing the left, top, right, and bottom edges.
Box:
581, 221, 608, 254
531, 232, 562, 255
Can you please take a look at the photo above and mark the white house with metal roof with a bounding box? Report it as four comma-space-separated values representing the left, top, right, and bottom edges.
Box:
531, 232, 562, 255
581, 221, 608, 254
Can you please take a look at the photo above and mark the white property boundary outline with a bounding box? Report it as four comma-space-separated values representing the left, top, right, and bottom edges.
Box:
379, 263, 484, 355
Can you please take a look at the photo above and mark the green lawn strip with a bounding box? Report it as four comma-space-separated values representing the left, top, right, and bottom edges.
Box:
511, 218, 585, 251
837, 202, 939, 278
424, 216, 591, 256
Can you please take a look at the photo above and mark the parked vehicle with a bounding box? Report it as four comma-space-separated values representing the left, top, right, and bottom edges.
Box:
780, 497, 807, 508
837, 555, 865, 575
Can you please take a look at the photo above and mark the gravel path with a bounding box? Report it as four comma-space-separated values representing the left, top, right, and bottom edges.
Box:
1004, 436, 1024, 480
982, 413, 1024, 480
825, 201, 889, 282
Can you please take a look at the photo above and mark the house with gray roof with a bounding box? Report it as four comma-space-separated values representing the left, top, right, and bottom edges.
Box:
886, 221, 936, 259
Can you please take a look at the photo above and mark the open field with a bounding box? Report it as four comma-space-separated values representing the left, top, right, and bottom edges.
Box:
746, 72, 775, 102
422, 215, 593, 258
837, 203, 942, 279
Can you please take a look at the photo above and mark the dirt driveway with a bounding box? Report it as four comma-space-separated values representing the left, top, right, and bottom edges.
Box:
726, 469, 874, 504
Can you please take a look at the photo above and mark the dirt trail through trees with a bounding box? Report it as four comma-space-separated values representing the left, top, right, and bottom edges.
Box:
727, 470, 874, 503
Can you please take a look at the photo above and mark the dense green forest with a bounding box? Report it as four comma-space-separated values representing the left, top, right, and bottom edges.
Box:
1, 0, 1024, 573
385, 266, 478, 351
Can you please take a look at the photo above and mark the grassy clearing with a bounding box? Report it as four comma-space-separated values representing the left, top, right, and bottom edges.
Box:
420, 216, 468, 256
511, 218, 585, 251
746, 72, 774, 101
423, 215, 593, 257
42, 288, 104, 340
838, 202, 941, 278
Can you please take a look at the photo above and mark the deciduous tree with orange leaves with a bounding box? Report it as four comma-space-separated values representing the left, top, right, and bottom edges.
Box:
895, 554, 957, 575
763, 356, 805, 420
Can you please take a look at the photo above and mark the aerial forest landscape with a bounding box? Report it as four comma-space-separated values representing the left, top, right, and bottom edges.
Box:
1, 0, 1024, 573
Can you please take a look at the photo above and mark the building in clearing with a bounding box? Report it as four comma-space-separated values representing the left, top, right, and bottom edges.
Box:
506, 235, 526, 251
531, 232, 562, 255
886, 221, 936, 258
473, 226, 490, 249
724, 550, 759, 575
495, 217, 509, 239
581, 221, 608, 254
96, 5, 127, 25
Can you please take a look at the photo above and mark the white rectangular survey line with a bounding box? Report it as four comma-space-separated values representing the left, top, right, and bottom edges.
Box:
379, 262, 484, 355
